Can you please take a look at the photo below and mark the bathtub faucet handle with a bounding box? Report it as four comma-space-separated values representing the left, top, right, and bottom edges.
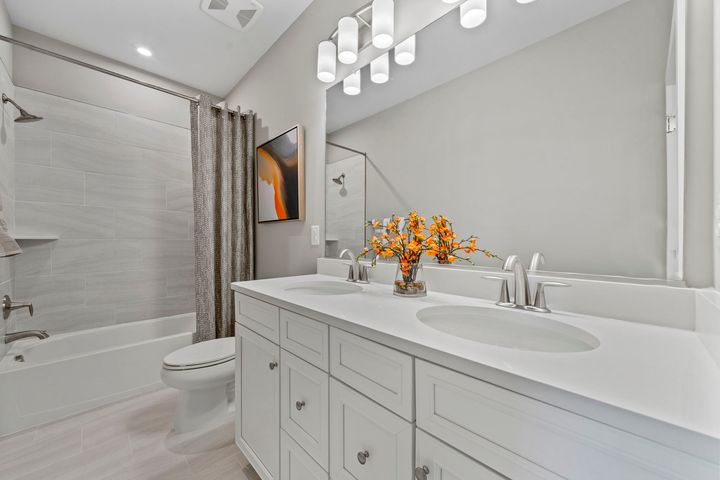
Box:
2, 295, 34, 320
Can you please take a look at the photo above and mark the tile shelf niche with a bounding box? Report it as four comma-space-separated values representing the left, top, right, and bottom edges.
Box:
14, 235, 60, 241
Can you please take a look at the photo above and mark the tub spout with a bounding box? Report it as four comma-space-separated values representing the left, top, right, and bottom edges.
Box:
4, 330, 49, 344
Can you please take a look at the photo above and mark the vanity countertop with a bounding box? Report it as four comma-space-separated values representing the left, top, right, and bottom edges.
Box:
231, 274, 720, 462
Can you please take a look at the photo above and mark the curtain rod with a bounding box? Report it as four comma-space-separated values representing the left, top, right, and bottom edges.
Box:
0, 34, 237, 114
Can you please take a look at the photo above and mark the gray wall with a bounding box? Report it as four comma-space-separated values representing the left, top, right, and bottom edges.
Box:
224, 0, 456, 279
0, 0, 14, 357
685, 0, 715, 288
331, 0, 671, 279
12, 87, 194, 333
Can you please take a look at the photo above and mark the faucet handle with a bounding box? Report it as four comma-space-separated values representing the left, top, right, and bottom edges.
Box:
531, 281, 570, 313
357, 264, 371, 284
529, 252, 545, 272
2, 295, 34, 320
482, 276, 511, 305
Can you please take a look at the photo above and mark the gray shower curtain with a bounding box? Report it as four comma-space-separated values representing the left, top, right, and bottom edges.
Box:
190, 94, 255, 342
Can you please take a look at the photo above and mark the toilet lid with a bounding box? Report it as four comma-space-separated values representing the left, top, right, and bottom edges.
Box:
163, 337, 235, 369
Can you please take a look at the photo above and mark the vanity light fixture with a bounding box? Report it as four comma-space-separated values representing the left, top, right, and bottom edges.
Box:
343, 70, 362, 95
317, 40, 337, 83
371, 53, 390, 84
371, 0, 394, 49
136, 46, 153, 57
460, 0, 488, 29
516, 0, 537, 3
394, 35, 416, 66
338, 17, 359, 64
440, 0, 461, 3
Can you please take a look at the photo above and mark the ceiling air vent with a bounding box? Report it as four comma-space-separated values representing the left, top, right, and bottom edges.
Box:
200, 0, 263, 31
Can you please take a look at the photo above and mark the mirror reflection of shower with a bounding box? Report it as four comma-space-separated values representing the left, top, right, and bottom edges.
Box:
332, 173, 347, 197
2, 94, 43, 123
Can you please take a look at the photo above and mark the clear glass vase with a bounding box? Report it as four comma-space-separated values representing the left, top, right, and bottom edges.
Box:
393, 262, 427, 297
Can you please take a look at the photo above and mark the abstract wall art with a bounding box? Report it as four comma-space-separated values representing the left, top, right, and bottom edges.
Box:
256, 125, 305, 223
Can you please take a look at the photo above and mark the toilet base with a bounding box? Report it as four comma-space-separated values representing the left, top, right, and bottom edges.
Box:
174, 384, 233, 433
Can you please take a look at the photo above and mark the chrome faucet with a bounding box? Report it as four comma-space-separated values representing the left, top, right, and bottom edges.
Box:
339, 249, 369, 283
503, 255, 531, 308
484, 254, 569, 313
2, 295, 34, 320
4, 330, 49, 344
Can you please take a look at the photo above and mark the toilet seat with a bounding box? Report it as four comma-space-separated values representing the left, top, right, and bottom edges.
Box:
162, 337, 235, 371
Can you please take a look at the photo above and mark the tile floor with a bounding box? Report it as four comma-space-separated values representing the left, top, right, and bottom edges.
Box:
0, 388, 260, 480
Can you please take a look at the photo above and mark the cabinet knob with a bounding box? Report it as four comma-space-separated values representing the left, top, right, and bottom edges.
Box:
295, 400, 305, 411
357, 450, 370, 465
415, 466, 430, 480
268, 361, 278, 370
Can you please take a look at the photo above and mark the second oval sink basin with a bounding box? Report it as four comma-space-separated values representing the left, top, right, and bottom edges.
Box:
284, 281, 363, 295
417, 306, 599, 353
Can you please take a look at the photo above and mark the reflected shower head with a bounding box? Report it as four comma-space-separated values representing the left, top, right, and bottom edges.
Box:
2, 94, 43, 123
332, 173, 345, 186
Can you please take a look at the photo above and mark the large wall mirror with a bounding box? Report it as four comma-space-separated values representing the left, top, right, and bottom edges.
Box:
325, 0, 685, 282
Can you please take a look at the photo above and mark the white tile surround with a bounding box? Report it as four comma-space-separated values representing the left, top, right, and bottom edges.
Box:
0, 46, 15, 359
11, 87, 195, 334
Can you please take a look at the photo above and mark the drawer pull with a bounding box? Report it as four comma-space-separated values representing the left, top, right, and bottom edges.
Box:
357, 450, 370, 465
269, 361, 278, 370
414, 466, 430, 480
295, 400, 306, 411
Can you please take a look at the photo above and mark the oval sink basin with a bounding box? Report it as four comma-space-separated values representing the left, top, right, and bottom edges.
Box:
284, 281, 363, 295
417, 306, 599, 353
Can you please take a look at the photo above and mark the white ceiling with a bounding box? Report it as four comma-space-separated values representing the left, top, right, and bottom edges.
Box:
5, 0, 313, 96
327, 0, 634, 132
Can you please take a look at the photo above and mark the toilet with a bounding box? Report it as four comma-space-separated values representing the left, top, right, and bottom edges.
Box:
161, 337, 235, 433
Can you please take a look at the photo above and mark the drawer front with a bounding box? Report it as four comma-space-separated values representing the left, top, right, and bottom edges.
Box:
280, 431, 329, 480
416, 360, 715, 480
281, 349, 329, 469
416, 429, 506, 480
235, 293, 280, 343
236, 324, 280, 480
329, 379, 412, 480
280, 310, 329, 371
329, 328, 414, 420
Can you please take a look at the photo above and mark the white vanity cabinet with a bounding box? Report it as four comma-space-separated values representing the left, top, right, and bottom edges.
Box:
235, 324, 281, 480
234, 290, 717, 480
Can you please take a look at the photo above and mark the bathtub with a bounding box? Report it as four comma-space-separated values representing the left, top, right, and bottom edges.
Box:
0, 313, 195, 436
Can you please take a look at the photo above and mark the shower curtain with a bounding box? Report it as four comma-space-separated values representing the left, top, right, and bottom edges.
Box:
190, 94, 255, 342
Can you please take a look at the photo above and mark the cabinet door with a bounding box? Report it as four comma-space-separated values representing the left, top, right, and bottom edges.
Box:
415, 430, 506, 480
236, 324, 280, 480
280, 430, 329, 480
329, 379, 412, 480
281, 349, 329, 469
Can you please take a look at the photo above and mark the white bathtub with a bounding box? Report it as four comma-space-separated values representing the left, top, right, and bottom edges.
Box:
0, 313, 195, 436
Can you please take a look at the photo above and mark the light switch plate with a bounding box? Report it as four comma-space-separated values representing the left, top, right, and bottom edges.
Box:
311, 225, 320, 246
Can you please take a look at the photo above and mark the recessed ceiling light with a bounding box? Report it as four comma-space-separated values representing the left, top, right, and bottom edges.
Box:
136, 46, 153, 57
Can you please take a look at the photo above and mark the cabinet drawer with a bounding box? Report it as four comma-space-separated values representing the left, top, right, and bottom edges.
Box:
329, 328, 413, 420
280, 310, 329, 371
280, 430, 329, 480
416, 430, 506, 480
281, 350, 329, 469
235, 293, 280, 343
329, 379, 412, 480
416, 360, 714, 480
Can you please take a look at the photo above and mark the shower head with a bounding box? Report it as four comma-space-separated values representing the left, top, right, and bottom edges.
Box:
332, 174, 345, 186
2, 94, 43, 123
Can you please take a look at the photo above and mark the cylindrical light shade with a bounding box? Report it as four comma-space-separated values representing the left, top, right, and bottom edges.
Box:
343, 71, 362, 95
441, 0, 460, 3
317, 41, 337, 83
460, 0, 487, 29
372, 0, 394, 49
516, 0, 536, 3
394, 35, 416, 66
338, 17, 358, 64
371, 53, 389, 84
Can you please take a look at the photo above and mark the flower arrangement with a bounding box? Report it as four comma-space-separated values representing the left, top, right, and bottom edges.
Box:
361, 211, 500, 297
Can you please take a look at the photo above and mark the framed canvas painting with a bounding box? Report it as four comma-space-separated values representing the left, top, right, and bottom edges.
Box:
256, 125, 305, 223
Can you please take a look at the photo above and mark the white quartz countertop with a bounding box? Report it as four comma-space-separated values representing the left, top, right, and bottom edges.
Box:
232, 274, 720, 461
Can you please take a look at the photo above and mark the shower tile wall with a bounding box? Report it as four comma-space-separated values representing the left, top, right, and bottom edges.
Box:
12, 87, 195, 334
0, 54, 15, 357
